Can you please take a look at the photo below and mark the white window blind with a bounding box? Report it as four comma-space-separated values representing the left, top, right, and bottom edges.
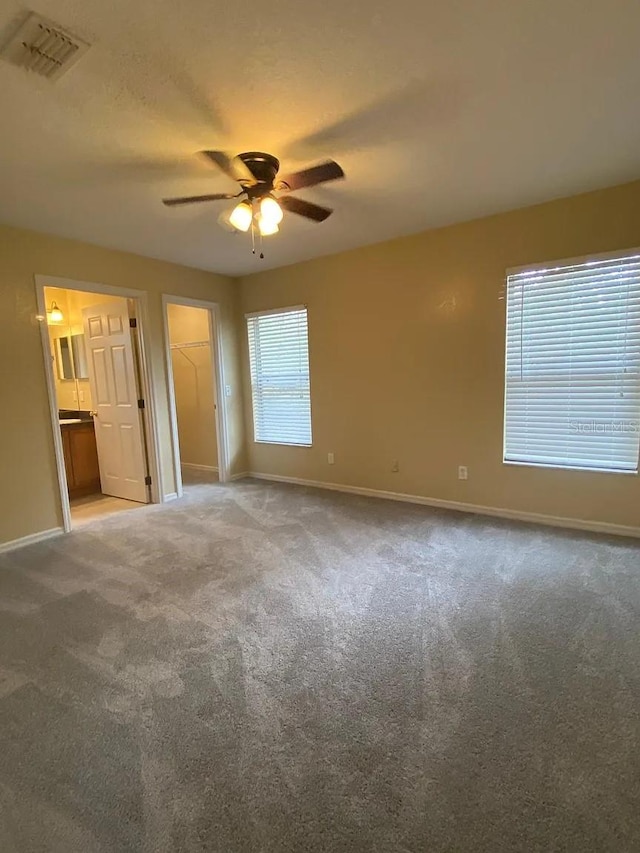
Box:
246, 306, 312, 446
504, 253, 640, 472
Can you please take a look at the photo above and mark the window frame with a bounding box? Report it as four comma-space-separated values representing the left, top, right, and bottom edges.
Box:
245, 304, 313, 448
502, 247, 640, 475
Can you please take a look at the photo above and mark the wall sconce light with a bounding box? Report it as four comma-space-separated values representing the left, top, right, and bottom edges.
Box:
47, 301, 64, 323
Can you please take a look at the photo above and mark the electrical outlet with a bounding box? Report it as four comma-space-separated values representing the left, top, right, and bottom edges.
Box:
225, 385, 232, 397
458, 465, 468, 480
392, 459, 399, 472
328, 452, 335, 465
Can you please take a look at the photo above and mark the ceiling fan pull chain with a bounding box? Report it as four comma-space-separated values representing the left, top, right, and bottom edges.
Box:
259, 230, 264, 260
251, 217, 256, 255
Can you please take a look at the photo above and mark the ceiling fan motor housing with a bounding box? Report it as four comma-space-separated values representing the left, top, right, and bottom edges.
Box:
238, 152, 280, 196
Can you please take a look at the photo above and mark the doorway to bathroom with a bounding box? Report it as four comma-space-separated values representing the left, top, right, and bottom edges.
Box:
37, 276, 160, 530
163, 295, 228, 495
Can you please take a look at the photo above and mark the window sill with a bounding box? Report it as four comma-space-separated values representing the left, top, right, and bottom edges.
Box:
503, 459, 638, 475
254, 440, 313, 448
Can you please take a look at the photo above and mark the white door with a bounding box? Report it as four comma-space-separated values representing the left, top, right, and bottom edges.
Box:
82, 301, 149, 503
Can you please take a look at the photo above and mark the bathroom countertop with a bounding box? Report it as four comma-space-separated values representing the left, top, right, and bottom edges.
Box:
59, 418, 94, 428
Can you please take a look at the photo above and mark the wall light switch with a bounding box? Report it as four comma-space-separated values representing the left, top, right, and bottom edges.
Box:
458, 465, 468, 480
392, 459, 400, 473
328, 452, 335, 465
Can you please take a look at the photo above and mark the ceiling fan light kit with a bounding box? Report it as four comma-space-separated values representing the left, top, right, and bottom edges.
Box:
162, 150, 344, 258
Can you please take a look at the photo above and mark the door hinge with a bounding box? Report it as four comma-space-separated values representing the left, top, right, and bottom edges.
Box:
145, 475, 152, 486
129, 317, 137, 328
138, 398, 145, 409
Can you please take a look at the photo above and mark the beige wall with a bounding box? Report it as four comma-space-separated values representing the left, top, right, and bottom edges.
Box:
167, 304, 218, 470
4, 178, 640, 546
0, 223, 245, 545
239, 179, 640, 530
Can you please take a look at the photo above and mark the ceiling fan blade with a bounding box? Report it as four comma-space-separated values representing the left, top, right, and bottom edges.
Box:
279, 195, 333, 222
162, 192, 239, 207
200, 150, 256, 185
278, 160, 344, 192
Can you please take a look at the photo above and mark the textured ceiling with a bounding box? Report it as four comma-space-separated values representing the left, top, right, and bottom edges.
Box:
1, 0, 640, 275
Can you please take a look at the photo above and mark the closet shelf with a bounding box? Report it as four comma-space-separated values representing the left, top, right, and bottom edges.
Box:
170, 341, 209, 350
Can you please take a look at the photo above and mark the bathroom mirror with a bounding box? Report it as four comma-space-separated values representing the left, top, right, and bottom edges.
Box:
55, 334, 88, 380
55, 337, 74, 380
71, 334, 88, 379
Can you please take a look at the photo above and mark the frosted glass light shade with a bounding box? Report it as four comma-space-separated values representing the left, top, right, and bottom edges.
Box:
260, 195, 283, 227
229, 201, 252, 232
258, 217, 279, 236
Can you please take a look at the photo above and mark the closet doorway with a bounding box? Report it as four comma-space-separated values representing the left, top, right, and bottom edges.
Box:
164, 296, 229, 495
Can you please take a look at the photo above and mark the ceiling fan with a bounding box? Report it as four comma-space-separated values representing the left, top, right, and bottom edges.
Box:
162, 151, 344, 248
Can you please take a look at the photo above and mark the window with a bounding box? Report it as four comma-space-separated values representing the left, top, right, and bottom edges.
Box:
504, 252, 640, 473
246, 306, 312, 446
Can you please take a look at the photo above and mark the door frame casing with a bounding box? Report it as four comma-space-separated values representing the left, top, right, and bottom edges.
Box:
162, 294, 230, 496
35, 274, 163, 532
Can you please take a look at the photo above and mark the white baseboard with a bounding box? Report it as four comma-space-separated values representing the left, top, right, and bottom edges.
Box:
163, 492, 179, 502
0, 527, 65, 554
246, 472, 640, 540
229, 471, 250, 482
181, 463, 219, 473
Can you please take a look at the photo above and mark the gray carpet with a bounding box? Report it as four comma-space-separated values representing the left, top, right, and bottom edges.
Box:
1, 479, 639, 852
